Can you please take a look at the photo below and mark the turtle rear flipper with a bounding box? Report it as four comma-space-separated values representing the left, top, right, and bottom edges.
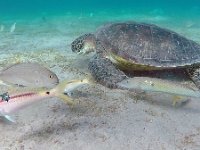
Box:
187, 66, 200, 89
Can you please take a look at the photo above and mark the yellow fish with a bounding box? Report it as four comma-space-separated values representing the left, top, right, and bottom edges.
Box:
117, 77, 200, 106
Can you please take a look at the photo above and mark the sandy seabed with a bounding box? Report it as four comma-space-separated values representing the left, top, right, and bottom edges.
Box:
0, 12, 200, 150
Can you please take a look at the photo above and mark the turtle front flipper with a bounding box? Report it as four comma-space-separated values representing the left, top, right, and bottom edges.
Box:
186, 66, 200, 89
88, 54, 128, 88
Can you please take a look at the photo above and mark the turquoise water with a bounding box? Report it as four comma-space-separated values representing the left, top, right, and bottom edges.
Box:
1, 0, 200, 35
0, 0, 200, 60
1, 0, 200, 21
0, 0, 200, 68
0, 0, 200, 14
1, 1, 200, 149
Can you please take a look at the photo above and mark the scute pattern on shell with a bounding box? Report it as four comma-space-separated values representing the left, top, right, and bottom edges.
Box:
95, 22, 200, 67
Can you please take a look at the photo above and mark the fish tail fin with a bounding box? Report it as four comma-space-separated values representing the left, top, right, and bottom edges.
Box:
56, 93, 75, 106
0, 110, 15, 123
4, 115, 16, 123
51, 81, 75, 105
172, 95, 181, 106
172, 95, 190, 107
0, 115, 15, 123
51, 79, 89, 105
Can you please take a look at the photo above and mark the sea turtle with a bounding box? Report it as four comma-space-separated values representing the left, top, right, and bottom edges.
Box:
71, 22, 200, 89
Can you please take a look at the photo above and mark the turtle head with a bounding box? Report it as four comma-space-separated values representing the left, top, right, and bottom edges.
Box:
71, 34, 96, 55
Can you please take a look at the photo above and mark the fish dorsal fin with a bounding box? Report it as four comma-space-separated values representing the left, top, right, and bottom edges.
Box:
0, 62, 21, 75
0, 62, 45, 74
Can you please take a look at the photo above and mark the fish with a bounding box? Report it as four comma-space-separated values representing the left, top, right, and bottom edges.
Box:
0, 62, 59, 88
0, 79, 89, 122
10, 22, 16, 33
117, 77, 200, 105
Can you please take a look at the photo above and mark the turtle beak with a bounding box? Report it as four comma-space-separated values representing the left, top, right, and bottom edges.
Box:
77, 51, 85, 55
77, 48, 90, 55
